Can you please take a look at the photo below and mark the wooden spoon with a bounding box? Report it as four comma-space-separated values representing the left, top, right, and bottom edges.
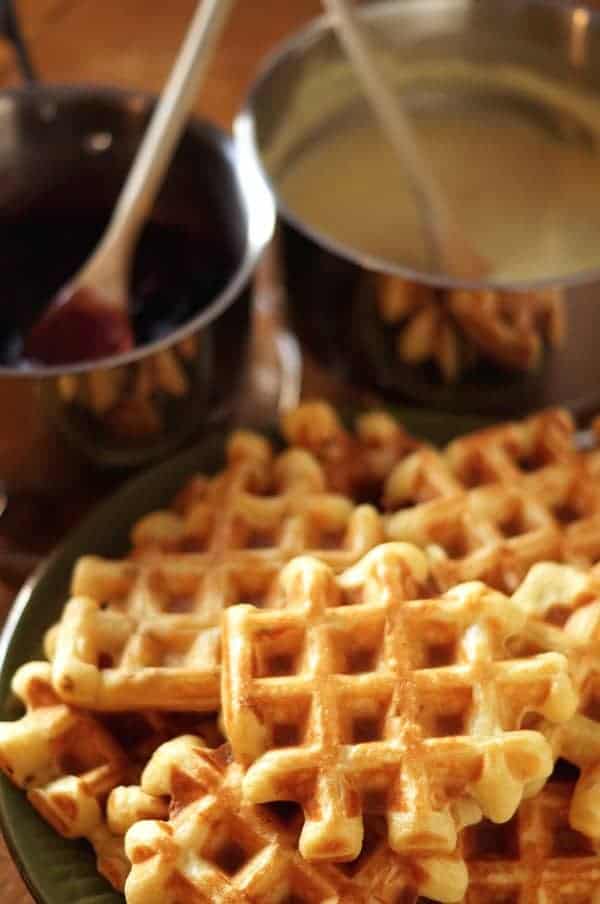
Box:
25, 0, 236, 366
322, 0, 490, 281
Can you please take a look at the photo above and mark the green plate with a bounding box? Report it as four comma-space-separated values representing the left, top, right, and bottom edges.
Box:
0, 407, 487, 904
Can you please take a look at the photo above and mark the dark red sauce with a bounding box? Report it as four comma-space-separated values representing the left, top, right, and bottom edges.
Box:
0, 213, 234, 368
24, 285, 134, 365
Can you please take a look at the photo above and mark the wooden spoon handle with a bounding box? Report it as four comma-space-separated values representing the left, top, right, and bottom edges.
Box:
322, 0, 488, 279
103, 0, 237, 255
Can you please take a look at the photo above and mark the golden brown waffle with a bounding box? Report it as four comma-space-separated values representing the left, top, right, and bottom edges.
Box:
222, 543, 576, 864
512, 562, 600, 842
123, 736, 370, 904
384, 409, 600, 590
51, 593, 222, 712
44, 400, 415, 711
455, 779, 600, 903
118, 735, 469, 904
281, 400, 422, 498
444, 408, 577, 484
6, 401, 600, 903
49, 427, 383, 712
0, 668, 223, 890
0, 661, 131, 891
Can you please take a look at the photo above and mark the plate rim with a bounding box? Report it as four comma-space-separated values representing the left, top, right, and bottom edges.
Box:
0, 565, 47, 903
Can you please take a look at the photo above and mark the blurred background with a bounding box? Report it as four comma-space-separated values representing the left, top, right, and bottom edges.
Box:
0, 1, 326, 124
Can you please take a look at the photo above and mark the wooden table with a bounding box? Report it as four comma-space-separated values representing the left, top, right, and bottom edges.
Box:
0, 1, 320, 898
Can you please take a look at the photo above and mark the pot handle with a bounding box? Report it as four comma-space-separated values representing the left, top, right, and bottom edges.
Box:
0, 0, 37, 82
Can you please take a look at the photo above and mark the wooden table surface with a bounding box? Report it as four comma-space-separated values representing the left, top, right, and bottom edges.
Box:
0, 1, 320, 898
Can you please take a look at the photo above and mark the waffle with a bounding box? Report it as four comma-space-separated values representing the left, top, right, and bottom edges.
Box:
3, 401, 599, 903
456, 778, 600, 903
281, 400, 422, 498
385, 408, 579, 503
118, 735, 469, 904
384, 409, 600, 591
444, 408, 578, 487
0, 661, 131, 890
123, 736, 369, 904
511, 562, 600, 841
50, 426, 383, 712
222, 543, 576, 864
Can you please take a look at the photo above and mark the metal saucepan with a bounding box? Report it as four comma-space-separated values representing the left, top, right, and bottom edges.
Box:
0, 87, 275, 486
0, 5, 274, 492
238, 0, 600, 418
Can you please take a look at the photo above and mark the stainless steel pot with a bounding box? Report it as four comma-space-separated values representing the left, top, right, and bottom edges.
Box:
238, 0, 600, 418
0, 82, 274, 490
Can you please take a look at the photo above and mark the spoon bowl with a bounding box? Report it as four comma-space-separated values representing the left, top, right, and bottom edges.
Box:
24, 285, 134, 365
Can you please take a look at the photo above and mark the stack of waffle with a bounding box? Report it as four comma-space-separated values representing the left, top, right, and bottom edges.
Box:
2, 401, 600, 903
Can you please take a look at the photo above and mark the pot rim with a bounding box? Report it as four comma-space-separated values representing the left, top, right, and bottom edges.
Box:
237, 0, 600, 293
0, 82, 275, 378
